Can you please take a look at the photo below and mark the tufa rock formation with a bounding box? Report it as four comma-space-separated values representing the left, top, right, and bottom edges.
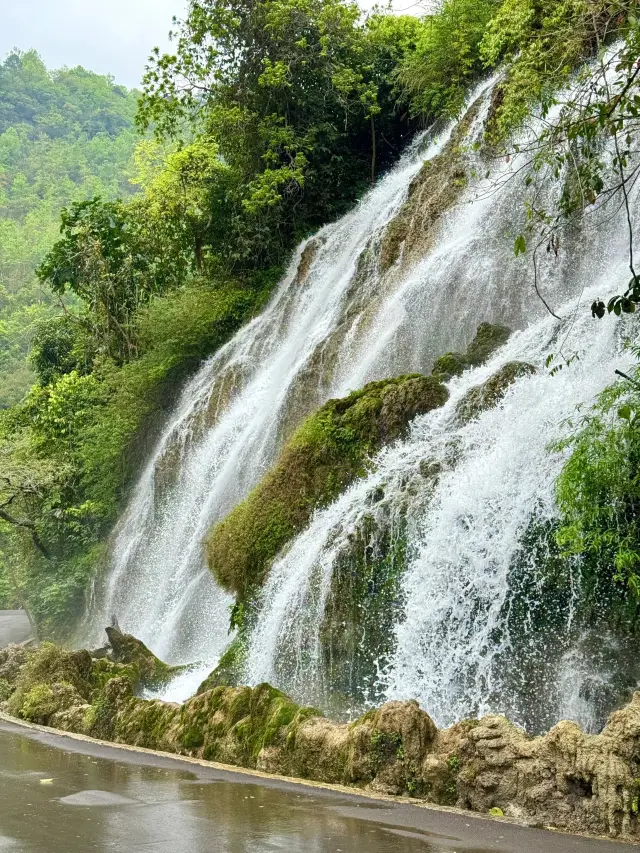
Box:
1, 636, 640, 841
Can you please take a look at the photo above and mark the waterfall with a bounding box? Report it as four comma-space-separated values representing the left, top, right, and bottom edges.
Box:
242, 304, 637, 730
87, 80, 486, 663
89, 66, 639, 729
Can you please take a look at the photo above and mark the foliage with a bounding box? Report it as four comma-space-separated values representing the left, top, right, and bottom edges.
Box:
0, 50, 140, 407
0, 5, 428, 635
137, 0, 422, 269
36, 196, 190, 362
397, 0, 502, 120
555, 374, 640, 599
483, 3, 640, 319
0, 280, 266, 635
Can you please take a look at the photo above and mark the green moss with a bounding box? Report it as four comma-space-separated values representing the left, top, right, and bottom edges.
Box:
181, 727, 205, 750
6, 643, 92, 716
319, 518, 408, 708
369, 729, 403, 770
84, 691, 115, 739
17, 683, 55, 721
105, 626, 184, 689
456, 362, 536, 423
206, 374, 448, 598
90, 657, 138, 692
198, 636, 248, 691
432, 352, 468, 379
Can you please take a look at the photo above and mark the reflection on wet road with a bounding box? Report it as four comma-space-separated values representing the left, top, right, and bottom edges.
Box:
0, 721, 635, 853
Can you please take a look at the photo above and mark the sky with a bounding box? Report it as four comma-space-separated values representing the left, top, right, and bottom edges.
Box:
1, 0, 425, 90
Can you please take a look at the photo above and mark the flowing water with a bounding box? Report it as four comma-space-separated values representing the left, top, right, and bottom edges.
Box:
88, 71, 640, 731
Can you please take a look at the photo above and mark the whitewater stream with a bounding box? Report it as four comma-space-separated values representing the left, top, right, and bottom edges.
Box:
87, 74, 639, 731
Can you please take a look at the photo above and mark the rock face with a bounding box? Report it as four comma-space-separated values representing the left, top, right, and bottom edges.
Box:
378, 105, 480, 274
432, 323, 514, 380
1, 636, 640, 841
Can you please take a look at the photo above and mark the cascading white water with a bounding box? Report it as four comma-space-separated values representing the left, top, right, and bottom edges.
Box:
87, 81, 487, 665
90, 62, 639, 727
242, 301, 637, 728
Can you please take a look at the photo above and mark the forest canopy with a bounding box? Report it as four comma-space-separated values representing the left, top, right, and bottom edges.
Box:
0, 50, 140, 408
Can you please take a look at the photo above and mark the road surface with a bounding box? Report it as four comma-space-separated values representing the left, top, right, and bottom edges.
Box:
0, 609, 32, 648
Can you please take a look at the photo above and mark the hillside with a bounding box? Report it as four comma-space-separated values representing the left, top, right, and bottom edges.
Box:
1, 0, 640, 843
0, 50, 140, 408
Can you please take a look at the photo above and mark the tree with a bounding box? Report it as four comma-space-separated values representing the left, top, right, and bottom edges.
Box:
36, 197, 189, 362
138, 0, 419, 269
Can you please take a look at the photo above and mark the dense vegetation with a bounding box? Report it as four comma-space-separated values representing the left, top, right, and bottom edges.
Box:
556, 374, 640, 602
1, 0, 640, 639
0, 50, 140, 409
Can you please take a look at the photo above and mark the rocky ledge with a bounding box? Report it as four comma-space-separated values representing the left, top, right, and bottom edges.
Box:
1, 632, 640, 841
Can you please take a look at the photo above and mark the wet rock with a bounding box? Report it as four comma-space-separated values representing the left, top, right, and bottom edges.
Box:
2, 637, 640, 840
293, 238, 322, 285
206, 373, 448, 599
456, 362, 537, 423
197, 633, 249, 693
105, 625, 186, 689
378, 105, 480, 273
379, 376, 449, 442
432, 351, 468, 379
465, 323, 512, 366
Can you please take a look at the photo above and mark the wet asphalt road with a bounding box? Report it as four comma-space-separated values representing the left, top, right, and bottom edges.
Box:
0, 611, 32, 648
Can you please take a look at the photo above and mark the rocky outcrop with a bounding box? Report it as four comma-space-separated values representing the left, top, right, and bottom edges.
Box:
105, 625, 186, 689
432, 323, 513, 380
206, 373, 449, 599
379, 105, 480, 273
1, 636, 640, 840
456, 361, 537, 422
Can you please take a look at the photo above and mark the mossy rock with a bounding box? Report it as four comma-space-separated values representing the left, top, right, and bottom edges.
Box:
14, 680, 84, 724
6, 643, 93, 718
456, 362, 536, 423
465, 323, 512, 366
105, 625, 184, 690
432, 351, 468, 379
197, 635, 248, 692
378, 104, 480, 273
206, 374, 448, 598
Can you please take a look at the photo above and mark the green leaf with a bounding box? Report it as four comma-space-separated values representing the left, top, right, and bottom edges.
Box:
514, 234, 527, 257
618, 405, 632, 422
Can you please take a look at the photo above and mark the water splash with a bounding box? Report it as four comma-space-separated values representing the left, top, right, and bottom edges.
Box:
243, 295, 637, 730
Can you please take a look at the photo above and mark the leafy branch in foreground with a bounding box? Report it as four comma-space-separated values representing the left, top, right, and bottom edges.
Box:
490, 3, 640, 318
555, 371, 640, 600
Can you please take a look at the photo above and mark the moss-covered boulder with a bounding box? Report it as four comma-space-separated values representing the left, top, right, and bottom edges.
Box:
206, 374, 448, 598
456, 362, 537, 423
432, 351, 468, 379
197, 635, 247, 692
431, 325, 513, 383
